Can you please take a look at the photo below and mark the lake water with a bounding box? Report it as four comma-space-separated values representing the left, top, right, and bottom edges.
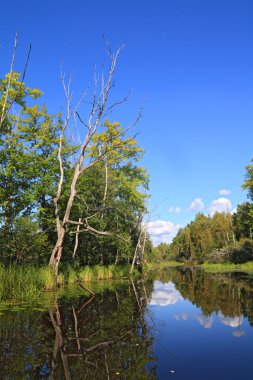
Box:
0, 267, 253, 379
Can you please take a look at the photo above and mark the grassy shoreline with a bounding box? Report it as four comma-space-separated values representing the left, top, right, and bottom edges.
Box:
144, 260, 253, 274
0, 264, 137, 303
200, 261, 253, 273
1, 260, 253, 303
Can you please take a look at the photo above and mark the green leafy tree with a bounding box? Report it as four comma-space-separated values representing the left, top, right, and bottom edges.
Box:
233, 202, 253, 240
0, 72, 72, 263
243, 158, 253, 201
64, 120, 149, 266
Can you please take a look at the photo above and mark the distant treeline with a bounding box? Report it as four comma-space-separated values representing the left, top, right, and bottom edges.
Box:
154, 162, 253, 264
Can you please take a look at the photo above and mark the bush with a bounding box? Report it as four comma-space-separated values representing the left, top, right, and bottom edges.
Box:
206, 248, 229, 264
228, 238, 253, 264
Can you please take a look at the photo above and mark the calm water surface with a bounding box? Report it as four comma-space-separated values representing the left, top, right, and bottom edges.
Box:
0, 267, 253, 379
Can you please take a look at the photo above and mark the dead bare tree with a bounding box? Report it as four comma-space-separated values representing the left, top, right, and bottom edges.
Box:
130, 212, 148, 274
49, 47, 136, 275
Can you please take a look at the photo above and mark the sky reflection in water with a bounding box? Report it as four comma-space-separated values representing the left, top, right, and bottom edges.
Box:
147, 270, 253, 379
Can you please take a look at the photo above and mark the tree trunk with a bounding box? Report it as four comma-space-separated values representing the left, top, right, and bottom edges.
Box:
49, 225, 66, 276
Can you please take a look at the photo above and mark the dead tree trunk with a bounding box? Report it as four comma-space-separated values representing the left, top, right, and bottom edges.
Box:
49, 48, 124, 275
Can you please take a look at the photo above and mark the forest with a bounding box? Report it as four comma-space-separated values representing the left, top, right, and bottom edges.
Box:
154, 162, 253, 265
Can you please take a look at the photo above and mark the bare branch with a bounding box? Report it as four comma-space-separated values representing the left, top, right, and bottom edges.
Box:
0, 33, 18, 127
0, 34, 32, 127
104, 92, 130, 113
75, 111, 89, 128
102, 158, 108, 207
73, 217, 81, 258
52, 72, 72, 236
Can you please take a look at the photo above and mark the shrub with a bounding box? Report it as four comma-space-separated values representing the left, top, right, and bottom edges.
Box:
206, 248, 229, 264
228, 238, 253, 264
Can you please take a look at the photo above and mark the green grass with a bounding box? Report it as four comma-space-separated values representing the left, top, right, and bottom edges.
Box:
0, 265, 56, 302
39, 267, 55, 290
64, 265, 79, 284
0, 263, 139, 303
143, 259, 253, 275
77, 264, 135, 282
201, 261, 253, 273
79, 266, 94, 282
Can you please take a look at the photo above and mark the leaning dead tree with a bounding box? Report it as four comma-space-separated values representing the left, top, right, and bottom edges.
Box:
49, 47, 138, 275
130, 212, 148, 274
0, 33, 31, 129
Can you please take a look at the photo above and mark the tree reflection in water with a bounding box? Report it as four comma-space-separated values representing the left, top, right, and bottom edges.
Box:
149, 267, 253, 326
0, 280, 158, 379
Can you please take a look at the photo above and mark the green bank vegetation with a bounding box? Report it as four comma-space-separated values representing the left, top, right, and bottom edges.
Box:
0, 264, 138, 303
0, 39, 152, 282
201, 261, 253, 273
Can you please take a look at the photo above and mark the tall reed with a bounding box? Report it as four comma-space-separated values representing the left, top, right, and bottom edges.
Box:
0, 263, 137, 302
0, 265, 57, 302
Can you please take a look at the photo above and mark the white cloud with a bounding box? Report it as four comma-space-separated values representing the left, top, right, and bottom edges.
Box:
219, 189, 231, 195
232, 330, 246, 338
209, 197, 232, 216
168, 206, 182, 213
188, 198, 205, 212
150, 281, 183, 306
195, 314, 213, 329
173, 313, 189, 321
218, 313, 243, 328
147, 220, 181, 246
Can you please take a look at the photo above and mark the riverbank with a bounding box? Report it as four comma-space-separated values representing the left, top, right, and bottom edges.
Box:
0, 264, 138, 303
144, 260, 253, 274
2, 260, 253, 304
200, 261, 253, 273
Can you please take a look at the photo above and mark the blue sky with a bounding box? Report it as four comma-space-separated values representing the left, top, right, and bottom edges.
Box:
1, 0, 253, 244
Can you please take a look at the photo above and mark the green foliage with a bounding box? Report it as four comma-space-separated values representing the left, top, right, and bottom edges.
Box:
0, 71, 150, 268
167, 212, 236, 264
151, 157, 253, 267
0, 73, 65, 228
152, 243, 171, 261
228, 238, 253, 264
233, 202, 253, 240
65, 120, 149, 266
243, 158, 253, 201
0, 216, 51, 264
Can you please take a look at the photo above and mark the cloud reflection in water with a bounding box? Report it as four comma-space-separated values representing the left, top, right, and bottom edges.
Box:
150, 281, 183, 306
